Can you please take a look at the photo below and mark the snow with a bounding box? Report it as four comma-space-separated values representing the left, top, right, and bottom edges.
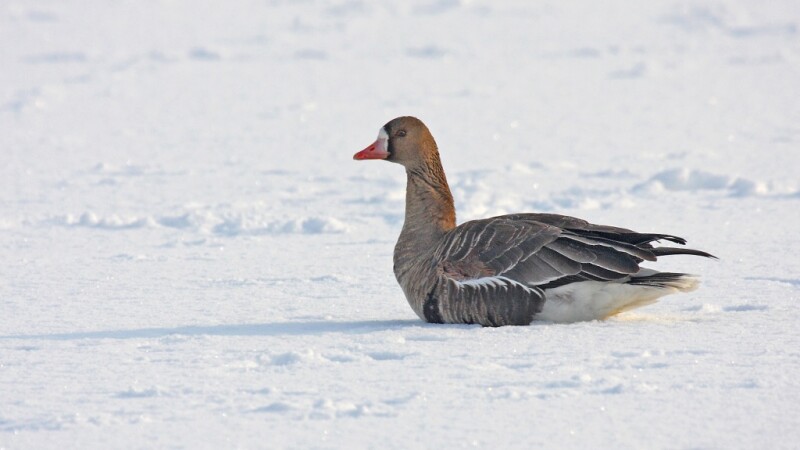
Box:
2, 0, 799, 448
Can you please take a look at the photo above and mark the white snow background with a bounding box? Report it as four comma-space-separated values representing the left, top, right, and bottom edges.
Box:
2, 0, 800, 448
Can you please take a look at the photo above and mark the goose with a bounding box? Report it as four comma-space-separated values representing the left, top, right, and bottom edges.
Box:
353, 116, 715, 326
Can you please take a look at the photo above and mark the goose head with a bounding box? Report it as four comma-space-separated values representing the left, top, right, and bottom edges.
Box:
353, 116, 439, 169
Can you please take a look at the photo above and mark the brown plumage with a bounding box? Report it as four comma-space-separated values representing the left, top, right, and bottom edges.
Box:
354, 116, 715, 326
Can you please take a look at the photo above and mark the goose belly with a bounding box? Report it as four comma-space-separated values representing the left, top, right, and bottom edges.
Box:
537, 281, 677, 323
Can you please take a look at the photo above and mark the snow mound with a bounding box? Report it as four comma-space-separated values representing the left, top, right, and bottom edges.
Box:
47, 211, 348, 236
115, 385, 167, 399
266, 349, 325, 366
53, 212, 155, 229
633, 168, 777, 197
212, 215, 348, 236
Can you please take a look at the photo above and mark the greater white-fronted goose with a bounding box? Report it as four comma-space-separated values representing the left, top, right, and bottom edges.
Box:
354, 116, 715, 326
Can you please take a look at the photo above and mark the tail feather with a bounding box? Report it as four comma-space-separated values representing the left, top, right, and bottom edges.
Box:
625, 233, 687, 246
651, 247, 718, 259
628, 272, 700, 291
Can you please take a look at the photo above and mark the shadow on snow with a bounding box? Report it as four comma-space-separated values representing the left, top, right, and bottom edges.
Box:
0, 319, 434, 341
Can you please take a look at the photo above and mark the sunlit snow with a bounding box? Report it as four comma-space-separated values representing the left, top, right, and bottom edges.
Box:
2, 0, 799, 448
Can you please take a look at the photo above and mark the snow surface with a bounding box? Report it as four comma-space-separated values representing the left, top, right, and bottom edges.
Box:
2, 0, 800, 448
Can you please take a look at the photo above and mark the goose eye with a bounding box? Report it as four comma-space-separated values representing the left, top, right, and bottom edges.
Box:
396, 130, 407, 137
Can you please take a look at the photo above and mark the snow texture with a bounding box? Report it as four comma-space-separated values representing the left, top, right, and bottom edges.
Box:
2, 0, 800, 449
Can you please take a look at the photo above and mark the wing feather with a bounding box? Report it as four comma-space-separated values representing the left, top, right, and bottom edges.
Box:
433, 215, 712, 293
545, 238, 598, 263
